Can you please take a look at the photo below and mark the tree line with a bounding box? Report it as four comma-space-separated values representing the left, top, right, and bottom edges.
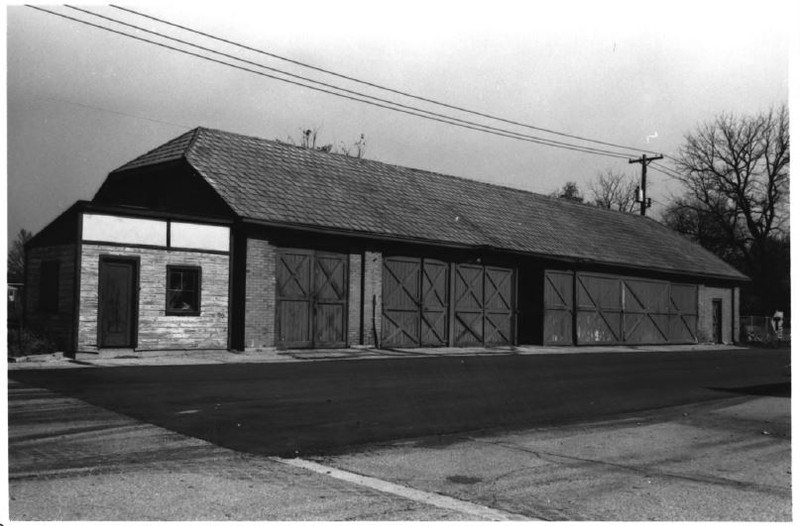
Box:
552, 105, 789, 316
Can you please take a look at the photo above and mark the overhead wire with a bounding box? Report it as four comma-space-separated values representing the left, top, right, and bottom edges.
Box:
30, 5, 634, 160
650, 163, 684, 179
40, 96, 192, 130
63, 5, 634, 159
110, 4, 663, 157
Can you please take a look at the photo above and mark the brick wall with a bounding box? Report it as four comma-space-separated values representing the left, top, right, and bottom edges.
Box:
347, 252, 363, 345
697, 285, 734, 344
245, 243, 378, 349
25, 244, 77, 353
362, 251, 383, 346
78, 244, 229, 352
244, 237, 276, 349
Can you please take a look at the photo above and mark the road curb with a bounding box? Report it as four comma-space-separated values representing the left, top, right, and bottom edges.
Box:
275, 457, 535, 521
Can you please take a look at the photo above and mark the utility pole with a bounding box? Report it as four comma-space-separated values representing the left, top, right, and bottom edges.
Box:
629, 154, 663, 216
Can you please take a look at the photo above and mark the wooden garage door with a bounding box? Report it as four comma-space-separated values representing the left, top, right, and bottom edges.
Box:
622, 278, 670, 344
574, 272, 698, 345
276, 249, 347, 349
668, 283, 698, 343
543, 270, 574, 345
453, 264, 514, 347
382, 257, 449, 347
576, 273, 623, 344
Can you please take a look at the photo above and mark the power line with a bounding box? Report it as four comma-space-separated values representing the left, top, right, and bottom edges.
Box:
40, 96, 192, 130
111, 4, 662, 157
29, 6, 633, 160
65, 6, 634, 159
650, 163, 684, 179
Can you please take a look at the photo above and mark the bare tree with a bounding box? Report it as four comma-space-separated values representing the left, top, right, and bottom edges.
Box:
8, 228, 32, 282
665, 105, 790, 313
281, 127, 332, 152
669, 105, 789, 272
589, 169, 638, 213
280, 127, 366, 158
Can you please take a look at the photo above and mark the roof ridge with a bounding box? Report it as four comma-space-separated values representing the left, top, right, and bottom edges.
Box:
186, 126, 203, 151
111, 127, 202, 174
189, 126, 649, 222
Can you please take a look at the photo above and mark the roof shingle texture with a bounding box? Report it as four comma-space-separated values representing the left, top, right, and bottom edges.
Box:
113, 127, 745, 281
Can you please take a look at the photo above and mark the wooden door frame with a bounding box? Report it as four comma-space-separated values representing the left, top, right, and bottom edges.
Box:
543, 269, 575, 346
420, 258, 450, 346
275, 248, 314, 348
275, 248, 349, 349
483, 264, 516, 347
382, 256, 452, 348
96, 255, 140, 349
574, 272, 624, 345
312, 250, 349, 348
451, 262, 516, 347
382, 255, 423, 347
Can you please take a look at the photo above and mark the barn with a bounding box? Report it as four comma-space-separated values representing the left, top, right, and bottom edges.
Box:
24, 127, 747, 357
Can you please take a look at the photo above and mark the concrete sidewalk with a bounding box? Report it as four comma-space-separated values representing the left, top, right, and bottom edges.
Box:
7, 343, 757, 369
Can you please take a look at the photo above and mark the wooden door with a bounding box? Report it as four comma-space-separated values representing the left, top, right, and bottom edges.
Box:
420, 260, 449, 346
98, 258, 138, 348
313, 252, 347, 347
453, 264, 485, 346
576, 273, 622, 345
382, 257, 449, 347
382, 257, 422, 347
276, 250, 313, 348
622, 278, 670, 344
543, 270, 574, 345
276, 249, 347, 349
668, 284, 698, 343
453, 263, 515, 347
483, 267, 514, 345
712, 299, 723, 343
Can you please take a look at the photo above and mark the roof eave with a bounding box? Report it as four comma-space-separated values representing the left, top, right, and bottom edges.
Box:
240, 217, 749, 283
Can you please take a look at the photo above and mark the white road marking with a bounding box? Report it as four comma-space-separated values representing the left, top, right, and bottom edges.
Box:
273, 456, 533, 521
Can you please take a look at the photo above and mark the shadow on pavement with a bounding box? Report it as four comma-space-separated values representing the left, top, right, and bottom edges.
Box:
711, 382, 791, 398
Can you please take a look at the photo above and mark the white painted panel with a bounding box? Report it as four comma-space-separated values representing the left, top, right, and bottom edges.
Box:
82, 213, 167, 246
170, 222, 230, 252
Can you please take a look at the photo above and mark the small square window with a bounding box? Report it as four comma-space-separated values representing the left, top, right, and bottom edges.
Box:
166, 266, 201, 315
39, 260, 60, 313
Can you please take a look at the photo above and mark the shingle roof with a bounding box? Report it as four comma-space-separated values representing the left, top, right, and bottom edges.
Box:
111, 127, 746, 281
113, 128, 200, 173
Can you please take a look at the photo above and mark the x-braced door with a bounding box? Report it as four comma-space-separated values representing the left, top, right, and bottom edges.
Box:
575, 273, 622, 344
382, 257, 449, 347
453, 264, 515, 347
276, 249, 347, 348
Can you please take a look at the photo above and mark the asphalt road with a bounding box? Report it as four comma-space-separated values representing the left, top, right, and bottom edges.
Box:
8, 380, 483, 521
9, 348, 790, 457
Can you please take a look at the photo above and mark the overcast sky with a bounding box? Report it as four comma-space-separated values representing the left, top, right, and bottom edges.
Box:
4, 1, 792, 241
